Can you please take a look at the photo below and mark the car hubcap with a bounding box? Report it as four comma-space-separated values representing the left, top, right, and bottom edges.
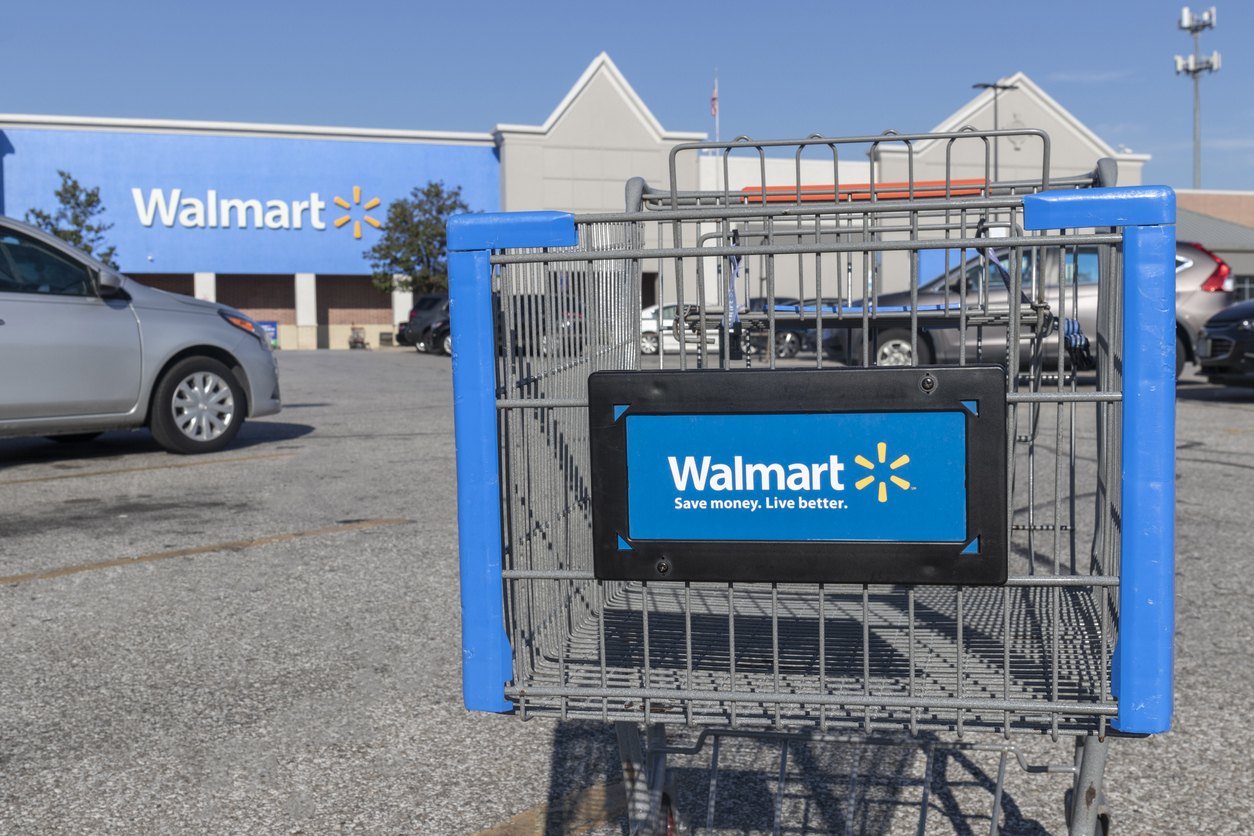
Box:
172, 372, 235, 442
877, 339, 914, 366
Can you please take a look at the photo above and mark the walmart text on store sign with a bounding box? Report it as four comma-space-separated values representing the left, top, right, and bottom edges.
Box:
131, 188, 382, 237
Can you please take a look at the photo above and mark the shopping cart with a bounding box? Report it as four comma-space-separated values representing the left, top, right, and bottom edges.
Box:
447, 130, 1175, 836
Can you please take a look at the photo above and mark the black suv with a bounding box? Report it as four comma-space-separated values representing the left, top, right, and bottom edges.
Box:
399, 293, 451, 354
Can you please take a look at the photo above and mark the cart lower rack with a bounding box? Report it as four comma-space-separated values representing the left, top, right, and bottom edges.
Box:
447, 131, 1176, 836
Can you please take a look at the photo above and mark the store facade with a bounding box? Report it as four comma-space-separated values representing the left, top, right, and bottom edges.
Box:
0, 118, 499, 349
5, 57, 1182, 346
0, 53, 707, 349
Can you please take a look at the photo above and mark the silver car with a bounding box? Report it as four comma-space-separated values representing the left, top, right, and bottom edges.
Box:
640, 303, 720, 355
0, 216, 281, 454
827, 242, 1232, 377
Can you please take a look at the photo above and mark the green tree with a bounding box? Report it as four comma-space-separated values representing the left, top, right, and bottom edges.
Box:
26, 170, 119, 268
366, 181, 471, 294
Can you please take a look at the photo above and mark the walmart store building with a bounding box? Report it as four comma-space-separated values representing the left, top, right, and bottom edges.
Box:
0, 118, 500, 351
2, 55, 1158, 349
0, 54, 706, 350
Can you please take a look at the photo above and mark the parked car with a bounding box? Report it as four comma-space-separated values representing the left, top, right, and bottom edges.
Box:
821, 242, 1231, 376
640, 303, 719, 354
402, 293, 450, 354
0, 216, 280, 454
1176, 243, 1236, 373
742, 296, 806, 357
425, 317, 452, 355
1197, 299, 1254, 386
640, 304, 665, 354
642, 298, 811, 358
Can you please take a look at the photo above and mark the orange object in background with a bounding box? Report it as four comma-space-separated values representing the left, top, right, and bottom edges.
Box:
740, 178, 988, 203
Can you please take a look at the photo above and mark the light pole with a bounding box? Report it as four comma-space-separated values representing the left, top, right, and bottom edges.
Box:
1175, 6, 1220, 189
972, 81, 1018, 182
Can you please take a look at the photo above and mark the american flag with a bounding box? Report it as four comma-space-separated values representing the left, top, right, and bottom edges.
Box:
711, 77, 718, 117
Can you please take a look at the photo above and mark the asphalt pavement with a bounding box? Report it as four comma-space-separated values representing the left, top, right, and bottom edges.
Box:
1, 351, 1251, 835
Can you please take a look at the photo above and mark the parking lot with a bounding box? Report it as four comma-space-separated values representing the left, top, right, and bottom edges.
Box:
2, 349, 1253, 835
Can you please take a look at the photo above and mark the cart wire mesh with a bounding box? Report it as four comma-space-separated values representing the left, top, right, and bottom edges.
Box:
488, 131, 1127, 740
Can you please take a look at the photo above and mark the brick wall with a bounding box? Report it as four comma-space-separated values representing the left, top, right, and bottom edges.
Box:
125, 273, 393, 330
130, 273, 193, 296
216, 275, 297, 325
316, 274, 393, 325
1176, 191, 1254, 229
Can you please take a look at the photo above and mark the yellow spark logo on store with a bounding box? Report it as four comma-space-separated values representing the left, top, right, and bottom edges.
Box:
333, 186, 382, 239
853, 443, 912, 503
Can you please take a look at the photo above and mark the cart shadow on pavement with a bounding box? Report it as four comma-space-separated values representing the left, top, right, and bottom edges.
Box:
541, 724, 1052, 836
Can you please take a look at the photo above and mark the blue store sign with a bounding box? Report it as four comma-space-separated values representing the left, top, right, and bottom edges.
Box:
0, 127, 499, 274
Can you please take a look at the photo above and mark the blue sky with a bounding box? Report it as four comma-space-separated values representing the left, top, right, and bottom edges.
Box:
4, 0, 1251, 190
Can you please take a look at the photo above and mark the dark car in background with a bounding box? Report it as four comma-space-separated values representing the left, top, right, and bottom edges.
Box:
819, 242, 1231, 376
399, 293, 451, 354
743, 296, 805, 357
1197, 299, 1254, 386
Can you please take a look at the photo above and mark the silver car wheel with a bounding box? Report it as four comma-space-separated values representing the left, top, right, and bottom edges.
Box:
877, 338, 914, 366
641, 332, 659, 355
171, 371, 236, 441
775, 331, 801, 358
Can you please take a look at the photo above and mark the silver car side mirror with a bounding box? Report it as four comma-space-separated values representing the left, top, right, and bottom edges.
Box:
97, 271, 124, 296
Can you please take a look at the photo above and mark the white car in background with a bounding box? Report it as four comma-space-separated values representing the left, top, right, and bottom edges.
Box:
640, 304, 720, 355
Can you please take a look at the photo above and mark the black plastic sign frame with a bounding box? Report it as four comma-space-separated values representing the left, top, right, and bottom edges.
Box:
588, 366, 1007, 585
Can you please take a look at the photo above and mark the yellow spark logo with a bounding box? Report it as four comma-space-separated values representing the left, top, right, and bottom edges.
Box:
333, 185, 382, 239
853, 442, 911, 503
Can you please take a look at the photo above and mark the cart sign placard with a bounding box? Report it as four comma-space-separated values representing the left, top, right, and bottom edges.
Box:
589, 367, 1007, 584
627, 412, 967, 542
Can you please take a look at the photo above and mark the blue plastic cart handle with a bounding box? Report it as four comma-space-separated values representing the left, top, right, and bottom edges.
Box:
1024, 186, 1176, 734
448, 212, 577, 713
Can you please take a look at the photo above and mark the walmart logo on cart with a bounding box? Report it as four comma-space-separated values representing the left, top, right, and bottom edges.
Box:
626, 412, 963, 542
131, 187, 382, 239
667, 441, 913, 510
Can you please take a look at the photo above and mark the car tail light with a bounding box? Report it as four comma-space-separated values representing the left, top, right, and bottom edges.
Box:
1190, 243, 1235, 292
1200, 261, 1233, 292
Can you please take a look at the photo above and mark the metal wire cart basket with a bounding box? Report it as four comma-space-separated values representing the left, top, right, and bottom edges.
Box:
447, 130, 1176, 836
